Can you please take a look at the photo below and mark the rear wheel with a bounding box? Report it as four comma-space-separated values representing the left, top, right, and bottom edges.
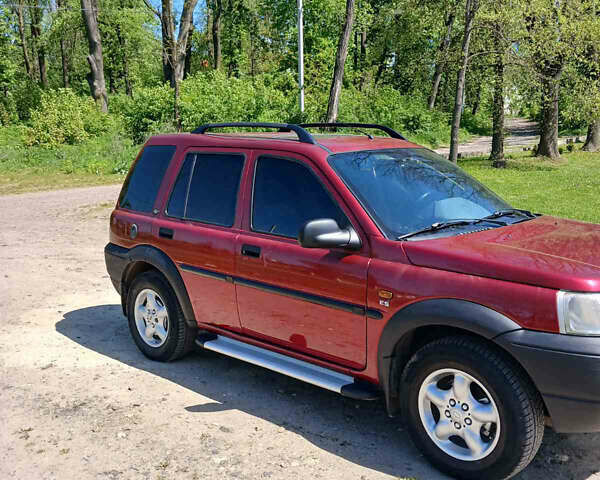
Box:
400, 336, 544, 480
127, 271, 196, 361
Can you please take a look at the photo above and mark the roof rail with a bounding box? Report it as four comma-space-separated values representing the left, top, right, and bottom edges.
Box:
299, 123, 406, 140
192, 122, 317, 145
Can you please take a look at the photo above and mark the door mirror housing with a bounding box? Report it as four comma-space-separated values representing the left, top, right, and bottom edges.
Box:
298, 218, 361, 250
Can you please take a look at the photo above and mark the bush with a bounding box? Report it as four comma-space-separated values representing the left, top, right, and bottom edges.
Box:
112, 84, 174, 143
12, 79, 43, 122
24, 89, 115, 147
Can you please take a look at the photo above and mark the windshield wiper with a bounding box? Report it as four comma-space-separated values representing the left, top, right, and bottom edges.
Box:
482, 208, 535, 220
397, 218, 507, 241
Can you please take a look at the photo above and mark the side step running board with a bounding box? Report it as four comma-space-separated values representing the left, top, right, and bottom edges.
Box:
195, 335, 379, 400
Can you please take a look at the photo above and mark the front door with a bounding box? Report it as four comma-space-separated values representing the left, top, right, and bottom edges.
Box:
235, 152, 369, 369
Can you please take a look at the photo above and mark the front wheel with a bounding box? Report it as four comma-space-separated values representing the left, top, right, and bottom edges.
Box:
400, 336, 544, 480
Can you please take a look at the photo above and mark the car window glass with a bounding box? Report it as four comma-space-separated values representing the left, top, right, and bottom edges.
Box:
252, 156, 349, 238
328, 148, 512, 238
119, 145, 176, 213
176, 153, 245, 226
166, 154, 194, 218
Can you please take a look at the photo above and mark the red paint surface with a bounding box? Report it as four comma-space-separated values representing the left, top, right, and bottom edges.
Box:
109, 132, 600, 385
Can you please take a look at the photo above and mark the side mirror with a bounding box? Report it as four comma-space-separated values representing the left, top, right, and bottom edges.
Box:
298, 218, 361, 250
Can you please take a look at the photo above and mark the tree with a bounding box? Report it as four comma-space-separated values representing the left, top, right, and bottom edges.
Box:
144, 0, 198, 86
428, 1, 457, 110
29, 0, 48, 87
448, 0, 479, 164
81, 0, 108, 111
326, 0, 355, 122
210, 0, 222, 70
11, 0, 32, 78
523, 0, 583, 159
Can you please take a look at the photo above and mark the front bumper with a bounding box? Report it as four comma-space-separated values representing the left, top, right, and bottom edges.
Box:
496, 329, 600, 433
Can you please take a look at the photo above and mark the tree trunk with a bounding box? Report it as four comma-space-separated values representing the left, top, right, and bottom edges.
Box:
582, 119, 600, 152
116, 24, 132, 96
536, 70, 562, 159
184, 21, 194, 79
30, 3, 48, 87
490, 45, 505, 167
471, 83, 481, 115
326, 0, 356, 123
161, 0, 176, 84
80, 0, 108, 112
13, 2, 32, 78
449, 0, 478, 164
212, 0, 222, 70
358, 30, 367, 90
174, 78, 181, 131
160, 0, 196, 86
374, 44, 389, 85
428, 8, 456, 110
57, 0, 70, 87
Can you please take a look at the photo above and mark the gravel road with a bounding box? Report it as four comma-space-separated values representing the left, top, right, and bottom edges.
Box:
1, 185, 599, 480
434, 118, 568, 157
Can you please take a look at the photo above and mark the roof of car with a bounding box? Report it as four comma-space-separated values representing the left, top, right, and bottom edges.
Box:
147, 132, 422, 155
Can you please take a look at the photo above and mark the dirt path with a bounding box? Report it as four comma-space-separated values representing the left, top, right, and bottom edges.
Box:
435, 118, 554, 157
1, 185, 599, 480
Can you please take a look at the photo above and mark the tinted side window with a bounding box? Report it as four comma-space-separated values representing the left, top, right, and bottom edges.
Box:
252, 156, 348, 238
119, 145, 176, 213
167, 153, 244, 227
166, 155, 194, 218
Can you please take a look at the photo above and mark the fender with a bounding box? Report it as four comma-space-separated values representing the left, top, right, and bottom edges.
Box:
377, 298, 521, 416
109, 243, 197, 329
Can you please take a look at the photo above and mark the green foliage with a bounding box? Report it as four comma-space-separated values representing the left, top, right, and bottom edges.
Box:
1, 125, 137, 176
24, 89, 116, 147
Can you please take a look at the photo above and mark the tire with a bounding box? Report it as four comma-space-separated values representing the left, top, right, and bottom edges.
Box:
400, 336, 544, 480
127, 270, 196, 362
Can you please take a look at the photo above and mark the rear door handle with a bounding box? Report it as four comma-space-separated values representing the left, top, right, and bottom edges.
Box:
159, 227, 174, 239
241, 244, 261, 258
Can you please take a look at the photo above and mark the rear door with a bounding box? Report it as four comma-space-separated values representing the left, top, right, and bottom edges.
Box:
235, 151, 370, 369
154, 147, 248, 333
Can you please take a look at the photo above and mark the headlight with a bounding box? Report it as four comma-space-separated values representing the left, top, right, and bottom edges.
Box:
557, 291, 600, 336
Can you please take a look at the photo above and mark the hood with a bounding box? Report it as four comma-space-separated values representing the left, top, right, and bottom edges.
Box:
402, 216, 600, 292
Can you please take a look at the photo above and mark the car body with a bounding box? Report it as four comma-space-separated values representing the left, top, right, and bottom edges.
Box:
105, 123, 600, 479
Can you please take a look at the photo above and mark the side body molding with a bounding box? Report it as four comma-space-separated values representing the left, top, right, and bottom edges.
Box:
111, 243, 196, 328
377, 298, 521, 416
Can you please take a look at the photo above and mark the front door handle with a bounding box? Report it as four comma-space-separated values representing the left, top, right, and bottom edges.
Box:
241, 244, 261, 258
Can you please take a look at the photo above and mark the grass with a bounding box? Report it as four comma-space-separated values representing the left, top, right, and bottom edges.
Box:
460, 150, 600, 224
0, 125, 136, 195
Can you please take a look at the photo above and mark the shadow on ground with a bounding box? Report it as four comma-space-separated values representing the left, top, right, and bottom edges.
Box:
56, 304, 441, 479
56, 305, 598, 480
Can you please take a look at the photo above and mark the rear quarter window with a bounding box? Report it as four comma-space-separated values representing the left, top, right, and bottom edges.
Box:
119, 145, 176, 213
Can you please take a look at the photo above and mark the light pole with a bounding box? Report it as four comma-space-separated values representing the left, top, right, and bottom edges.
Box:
297, 0, 304, 112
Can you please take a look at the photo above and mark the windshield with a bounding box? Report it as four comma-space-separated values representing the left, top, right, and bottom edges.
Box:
328, 148, 512, 239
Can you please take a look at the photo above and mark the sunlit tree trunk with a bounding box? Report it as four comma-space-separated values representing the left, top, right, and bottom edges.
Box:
326, 0, 355, 123
81, 0, 108, 112
536, 68, 562, 159
449, 0, 478, 164
490, 44, 505, 167
582, 119, 600, 152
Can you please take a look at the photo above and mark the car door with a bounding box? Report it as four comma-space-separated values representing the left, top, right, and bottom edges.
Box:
235, 151, 370, 370
154, 147, 247, 333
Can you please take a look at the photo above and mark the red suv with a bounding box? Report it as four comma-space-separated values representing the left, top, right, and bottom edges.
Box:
105, 122, 600, 479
